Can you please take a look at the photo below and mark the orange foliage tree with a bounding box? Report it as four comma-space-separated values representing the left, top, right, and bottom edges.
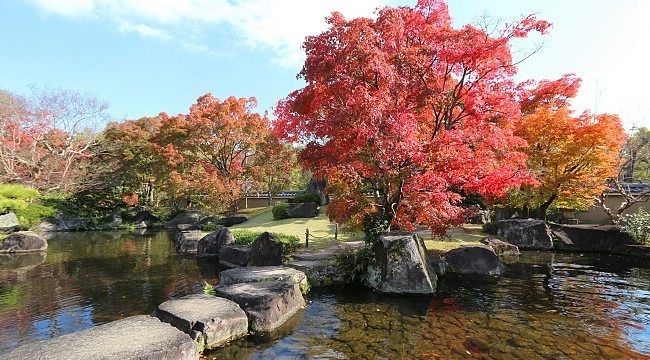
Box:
152, 94, 289, 213
275, 0, 547, 235
513, 75, 628, 219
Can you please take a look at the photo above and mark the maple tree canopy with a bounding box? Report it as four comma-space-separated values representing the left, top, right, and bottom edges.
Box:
513, 74, 627, 218
276, 0, 549, 235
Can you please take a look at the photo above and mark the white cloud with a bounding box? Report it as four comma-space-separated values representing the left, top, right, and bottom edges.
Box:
118, 21, 172, 41
28, 0, 387, 68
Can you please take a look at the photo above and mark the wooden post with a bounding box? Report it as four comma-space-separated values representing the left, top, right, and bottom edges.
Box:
335, 223, 338, 241
305, 228, 309, 248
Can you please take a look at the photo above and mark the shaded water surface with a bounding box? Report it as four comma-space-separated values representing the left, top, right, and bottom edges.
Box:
1, 231, 649, 359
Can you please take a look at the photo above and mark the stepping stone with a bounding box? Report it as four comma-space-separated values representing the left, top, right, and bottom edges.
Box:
153, 294, 248, 349
219, 245, 251, 267
5, 315, 198, 360
215, 280, 305, 332
219, 266, 310, 294
287, 260, 346, 287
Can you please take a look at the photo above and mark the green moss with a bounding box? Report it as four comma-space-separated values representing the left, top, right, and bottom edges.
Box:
308, 276, 321, 287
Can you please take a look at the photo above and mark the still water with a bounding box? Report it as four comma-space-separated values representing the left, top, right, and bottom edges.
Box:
1, 231, 649, 359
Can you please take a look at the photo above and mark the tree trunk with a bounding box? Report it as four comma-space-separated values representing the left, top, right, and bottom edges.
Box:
536, 194, 557, 221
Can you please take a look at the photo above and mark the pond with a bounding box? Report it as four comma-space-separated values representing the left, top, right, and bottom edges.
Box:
1, 231, 649, 359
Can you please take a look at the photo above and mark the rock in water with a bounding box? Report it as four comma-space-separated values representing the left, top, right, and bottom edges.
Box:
497, 219, 553, 250
444, 245, 506, 275
0, 231, 48, 253
249, 232, 283, 266
153, 294, 248, 349
175, 231, 203, 254
366, 232, 437, 295
219, 266, 309, 294
219, 245, 252, 267
0, 212, 20, 233
215, 280, 305, 332
197, 228, 235, 257
480, 237, 520, 256
5, 315, 198, 360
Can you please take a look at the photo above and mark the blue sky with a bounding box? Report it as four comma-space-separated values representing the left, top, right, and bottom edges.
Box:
1, 0, 649, 130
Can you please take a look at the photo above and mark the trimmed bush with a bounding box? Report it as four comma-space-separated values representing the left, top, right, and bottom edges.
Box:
0, 184, 54, 228
202, 223, 224, 232
291, 192, 321, 205
272, 202, 289, 220
482, 222, 499, 235
230, 229, 301, 253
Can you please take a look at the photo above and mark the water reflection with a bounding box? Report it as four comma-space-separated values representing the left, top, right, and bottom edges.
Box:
1, 232, 649, 359
0, 231, 210, 354
207, 252, 650, 359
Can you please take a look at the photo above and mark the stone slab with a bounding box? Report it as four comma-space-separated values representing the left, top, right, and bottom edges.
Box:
215, 280, 305, 332
153, 294, 248, 349
5, 315, 198, 360
219, 266, 310, 294
219, 245, 251, 267
287, 260, 346, 287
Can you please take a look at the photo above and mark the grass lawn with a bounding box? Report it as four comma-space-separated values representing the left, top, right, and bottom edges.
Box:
230, 205, 363, 250
231, 206, 493, 254
420, 224, 490, 257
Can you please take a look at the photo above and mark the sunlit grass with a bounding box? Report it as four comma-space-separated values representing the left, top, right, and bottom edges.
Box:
421, 224, 490, 257
230, 205, 363, 250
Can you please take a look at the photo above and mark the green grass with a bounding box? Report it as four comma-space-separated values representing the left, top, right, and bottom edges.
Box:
230, 206, 362, 250
421, 224, 493, 256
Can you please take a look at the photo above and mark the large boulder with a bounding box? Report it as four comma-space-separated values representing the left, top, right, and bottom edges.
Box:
37, 217, 69, 232
0, 231, 48, 253
497, 219, 553, 250
123, 207, 160, 227
220, 266, 309, 294
480, 237, 520, 256
5, 315, 198, 360
65, 217, 92, 231
366, 232, 437, 295
197, 228, 235, 257
104, 213, 123, 227
0, 212, 20, 233
153, 294, 248, 349
165, 210, 210, 230
306, 177, 329, 205
552, 224, 634, 252
444, 245, 506, 276
286, 203, 319, 218
216, 216, 248, 227
219, 245, 252, 268
175, 230, 203, 254
287, 260, 346, 287
215, 280, 305, 332
248, 232, 284, 266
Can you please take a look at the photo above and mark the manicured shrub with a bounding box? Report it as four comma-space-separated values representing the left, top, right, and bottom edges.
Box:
202, 223, 224, 232
272, 202, 289, 220
292, 192, 321, 205
0, 184, 54, 228
619, 209, 650, 245
482, 222, 499, 235
230, 229, 301, 253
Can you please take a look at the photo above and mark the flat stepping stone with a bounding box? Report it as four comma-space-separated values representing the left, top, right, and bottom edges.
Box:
287, 260, 346, 287
5, 315, 198, 360
219, 266, 310, 294
292, 240, 364, 261
215, 280, 305, 332
153, 294, 248, 349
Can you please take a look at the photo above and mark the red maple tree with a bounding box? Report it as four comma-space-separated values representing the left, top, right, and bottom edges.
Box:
275, 0, 548, 235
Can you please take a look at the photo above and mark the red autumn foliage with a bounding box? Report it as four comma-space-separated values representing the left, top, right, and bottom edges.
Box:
276, 0, 546, 235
